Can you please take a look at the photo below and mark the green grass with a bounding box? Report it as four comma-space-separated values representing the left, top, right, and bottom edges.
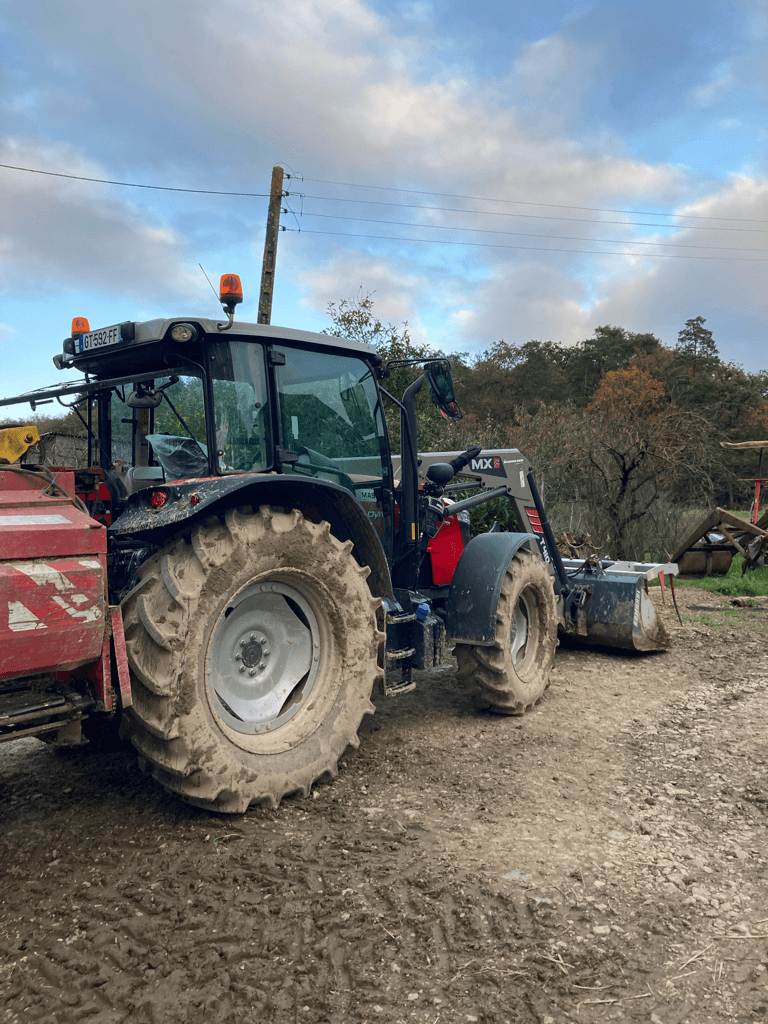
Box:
675, 552, 768, 597
680, 606, 768, 634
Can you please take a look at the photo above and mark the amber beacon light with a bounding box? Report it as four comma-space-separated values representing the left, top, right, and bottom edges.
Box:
71, 317, 91, 336
219, 274, 243, 310
217, 274, 243, 332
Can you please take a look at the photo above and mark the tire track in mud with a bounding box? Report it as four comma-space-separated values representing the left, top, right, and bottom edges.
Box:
0, 733, 585, 1024
3, 591, 768, 1023
0, 774, 574, 1023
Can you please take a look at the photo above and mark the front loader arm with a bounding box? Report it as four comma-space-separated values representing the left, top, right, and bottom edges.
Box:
393, 448, 678, 653
392, 448, 544, 542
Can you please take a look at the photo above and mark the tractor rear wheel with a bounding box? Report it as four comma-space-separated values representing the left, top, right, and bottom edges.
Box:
120, 506, 383, 812
454, 547, 557, 714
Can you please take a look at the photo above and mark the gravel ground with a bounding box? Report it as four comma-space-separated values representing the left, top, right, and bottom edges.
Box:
2, 586, 768, 1023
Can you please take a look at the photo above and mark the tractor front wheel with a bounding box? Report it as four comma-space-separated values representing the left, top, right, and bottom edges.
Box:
120, 506, 383, 812
454, 547, 557, 714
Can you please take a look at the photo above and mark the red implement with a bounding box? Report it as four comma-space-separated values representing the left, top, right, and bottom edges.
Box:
0, 469, 107, 682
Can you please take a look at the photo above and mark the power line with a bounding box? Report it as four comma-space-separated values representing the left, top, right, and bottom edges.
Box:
0, 163, 270, 197
299, 175, 768, 226
4, 160, 763, 235
299, 211, 768, 253
292, 193, 768, 234
286, 227, 768, 261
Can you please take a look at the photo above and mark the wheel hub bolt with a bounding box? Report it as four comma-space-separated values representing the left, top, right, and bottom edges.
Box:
249, 668, 257, 677
259, 661, 267, 669
235, 653, 241, 661
239, 666, 245, 673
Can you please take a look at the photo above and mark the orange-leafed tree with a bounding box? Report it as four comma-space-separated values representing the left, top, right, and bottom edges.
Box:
513, 368, 714, 559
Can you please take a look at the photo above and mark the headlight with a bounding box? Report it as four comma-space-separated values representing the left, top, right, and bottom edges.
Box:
170, 322, 198, 343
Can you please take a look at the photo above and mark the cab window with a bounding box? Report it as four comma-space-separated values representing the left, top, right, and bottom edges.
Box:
275, 348, 387, 496
208, 340, 271, 472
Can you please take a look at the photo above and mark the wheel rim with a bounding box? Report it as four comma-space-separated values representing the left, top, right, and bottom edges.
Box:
208, 579, 320, 735
510, 590, 533, 667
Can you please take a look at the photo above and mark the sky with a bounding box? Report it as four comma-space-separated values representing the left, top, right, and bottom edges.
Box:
2, 0, 768, 418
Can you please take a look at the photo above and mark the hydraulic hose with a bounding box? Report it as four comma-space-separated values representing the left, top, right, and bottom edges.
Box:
0, 464, 90, 515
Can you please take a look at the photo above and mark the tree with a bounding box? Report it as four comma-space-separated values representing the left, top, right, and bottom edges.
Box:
0, 407, 87, 435
512, 368, 715, 559
465, 340, 568, 420
564, 325, 662, 404
675, 316, 718, 377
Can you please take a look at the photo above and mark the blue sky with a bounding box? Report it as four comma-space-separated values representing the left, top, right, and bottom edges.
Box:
2, 0, 768, 417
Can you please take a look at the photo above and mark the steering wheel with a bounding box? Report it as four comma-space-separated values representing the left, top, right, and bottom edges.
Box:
292, 447, 356, 493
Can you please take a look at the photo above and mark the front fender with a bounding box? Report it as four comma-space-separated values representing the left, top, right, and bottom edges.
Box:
109, 474, 393, 598
446, 532, 541, 644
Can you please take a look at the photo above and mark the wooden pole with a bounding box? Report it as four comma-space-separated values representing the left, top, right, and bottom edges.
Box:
754, 448, 764, 524
258, 166, 284, 325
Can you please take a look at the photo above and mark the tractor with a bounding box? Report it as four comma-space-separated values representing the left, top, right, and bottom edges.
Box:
0, 276, 676, 812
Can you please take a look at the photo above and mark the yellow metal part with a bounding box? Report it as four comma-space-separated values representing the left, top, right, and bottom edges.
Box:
0, 425, 41, 464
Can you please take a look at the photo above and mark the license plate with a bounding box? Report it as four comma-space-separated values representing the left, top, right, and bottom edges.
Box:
78, 324, 122, 352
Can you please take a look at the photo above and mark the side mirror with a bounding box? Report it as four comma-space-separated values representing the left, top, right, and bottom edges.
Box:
424, 359, 462, 421
127, 384, 163, 409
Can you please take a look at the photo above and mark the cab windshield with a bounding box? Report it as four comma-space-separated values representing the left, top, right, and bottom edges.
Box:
109, 373, 208, 481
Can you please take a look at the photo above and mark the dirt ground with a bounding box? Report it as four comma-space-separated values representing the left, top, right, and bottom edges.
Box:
2, 586, 768, 1024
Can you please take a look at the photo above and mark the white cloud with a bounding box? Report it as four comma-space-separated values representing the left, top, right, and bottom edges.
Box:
4, 0, 748, 378
398, 2, 433, 23
296, 247, 426, 327
459, 259, 593, 349
0, 139, 202, 301
692, 65, 735, 107
8, 0, 686, 203
482, 176, 768, 368
510, 32, 602, 130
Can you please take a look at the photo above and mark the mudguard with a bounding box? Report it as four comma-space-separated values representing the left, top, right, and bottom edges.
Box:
110, 473, 394, 599
446, 532, 542, 644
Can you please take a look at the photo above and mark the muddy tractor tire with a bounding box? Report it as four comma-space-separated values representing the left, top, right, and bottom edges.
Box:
120, 506, 384, 812
454, 547, 557, 714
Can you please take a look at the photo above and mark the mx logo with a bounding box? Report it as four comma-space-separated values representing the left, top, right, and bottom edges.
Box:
470, 456, 504, 476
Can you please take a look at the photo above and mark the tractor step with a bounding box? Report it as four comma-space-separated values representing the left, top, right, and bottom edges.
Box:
383, 598, 418, 695
0, 679, 95, 743
383, 649, 417, 696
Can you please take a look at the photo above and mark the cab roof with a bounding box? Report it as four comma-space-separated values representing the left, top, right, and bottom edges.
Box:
128, 318, 378, 358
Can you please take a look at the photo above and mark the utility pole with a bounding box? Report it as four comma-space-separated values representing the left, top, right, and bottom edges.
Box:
258, 165, 285, 325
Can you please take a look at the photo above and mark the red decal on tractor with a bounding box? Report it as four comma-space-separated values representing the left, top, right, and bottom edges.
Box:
525, 507, 544, 533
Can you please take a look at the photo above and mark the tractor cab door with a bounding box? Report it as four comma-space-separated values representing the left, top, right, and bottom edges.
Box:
274, 348, 394, 560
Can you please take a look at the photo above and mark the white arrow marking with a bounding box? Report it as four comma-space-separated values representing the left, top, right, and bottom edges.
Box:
14, 563, 74, 592
8, 602, 47, 632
